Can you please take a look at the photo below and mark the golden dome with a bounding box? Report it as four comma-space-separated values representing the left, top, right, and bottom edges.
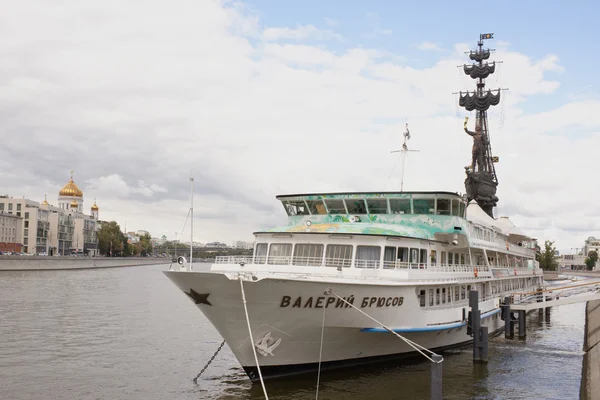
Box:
41, 195, 49, 206
91, 201, 99, 211
59, 178, 83, 198
70, 199, 78, 208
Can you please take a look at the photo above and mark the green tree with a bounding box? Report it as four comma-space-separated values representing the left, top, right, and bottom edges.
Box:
538, 240, 558, 271
97, 221, 125, 256
122, 237, 131, 257
585, 250, 598, 271
139, 233, 153, 256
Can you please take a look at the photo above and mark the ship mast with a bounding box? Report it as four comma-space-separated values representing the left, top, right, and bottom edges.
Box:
457, 33, 503, 218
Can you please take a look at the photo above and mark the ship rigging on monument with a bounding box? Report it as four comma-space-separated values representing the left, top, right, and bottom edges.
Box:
457, 33, 505, 218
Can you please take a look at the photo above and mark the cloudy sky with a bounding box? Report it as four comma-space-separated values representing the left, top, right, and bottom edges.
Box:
1, 0, 598, 253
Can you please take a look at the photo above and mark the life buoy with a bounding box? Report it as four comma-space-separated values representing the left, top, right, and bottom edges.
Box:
474, 267, 478, 278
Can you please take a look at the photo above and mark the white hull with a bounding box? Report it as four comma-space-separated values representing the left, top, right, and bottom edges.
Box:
164, 270, 506, 381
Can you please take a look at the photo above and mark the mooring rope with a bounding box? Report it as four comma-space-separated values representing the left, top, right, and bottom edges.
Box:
315, 305, 327, 400
239, 277, 269, 399
328, 290, 443, 364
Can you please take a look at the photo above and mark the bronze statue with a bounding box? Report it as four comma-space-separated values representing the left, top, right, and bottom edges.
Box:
464, 117, 486, 172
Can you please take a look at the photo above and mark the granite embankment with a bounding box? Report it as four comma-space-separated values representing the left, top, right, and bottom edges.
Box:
0, 256, 168, 271
581, 299, 600, 400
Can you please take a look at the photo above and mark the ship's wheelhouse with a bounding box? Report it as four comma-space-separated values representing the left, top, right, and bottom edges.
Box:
277, 191, 468, 219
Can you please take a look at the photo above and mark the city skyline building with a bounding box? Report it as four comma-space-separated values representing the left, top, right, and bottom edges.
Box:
0, 172, 100, 255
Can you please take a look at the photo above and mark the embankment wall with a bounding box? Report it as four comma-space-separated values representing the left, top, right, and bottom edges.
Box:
0, 256, 167, 271
581, 300, 600, 400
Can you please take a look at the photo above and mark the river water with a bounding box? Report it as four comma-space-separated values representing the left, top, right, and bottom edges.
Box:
0, 263, 585, 399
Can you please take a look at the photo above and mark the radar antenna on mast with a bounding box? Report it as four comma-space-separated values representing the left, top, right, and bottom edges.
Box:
390, 122, 419, 192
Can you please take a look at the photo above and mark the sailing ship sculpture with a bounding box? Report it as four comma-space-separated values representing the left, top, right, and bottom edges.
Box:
458, 33, 502, 218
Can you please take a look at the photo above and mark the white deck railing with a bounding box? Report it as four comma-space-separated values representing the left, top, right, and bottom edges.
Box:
213, 256, 514, 274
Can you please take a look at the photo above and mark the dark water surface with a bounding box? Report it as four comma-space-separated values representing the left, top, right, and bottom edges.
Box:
0, 264, 585, 399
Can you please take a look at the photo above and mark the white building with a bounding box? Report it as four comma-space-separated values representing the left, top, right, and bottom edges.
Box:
232, 240, 253, 250
558, 236, 600, 271
0, 211, 23, 253
0, 173, 101, 255
584, 237, 600, 257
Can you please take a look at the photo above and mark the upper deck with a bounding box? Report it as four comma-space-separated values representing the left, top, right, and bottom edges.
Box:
277, 191, 467, 219
256, 192, 470, 242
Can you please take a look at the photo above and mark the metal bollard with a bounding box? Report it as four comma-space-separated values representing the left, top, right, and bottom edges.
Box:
503, 296, 514, 339
518, 310, 526, 339
479, 326, 489, 362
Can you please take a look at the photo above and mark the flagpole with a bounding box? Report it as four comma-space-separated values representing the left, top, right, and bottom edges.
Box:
391, 123, 418, 192
189, 176, 194, 271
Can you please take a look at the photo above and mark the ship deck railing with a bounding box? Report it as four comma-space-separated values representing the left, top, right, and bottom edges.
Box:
213, 256, 513, 274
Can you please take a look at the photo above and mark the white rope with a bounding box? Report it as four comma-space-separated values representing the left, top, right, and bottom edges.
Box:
315, 305, 326, 400
239, 277, 269, 399
329, 291, 443, 364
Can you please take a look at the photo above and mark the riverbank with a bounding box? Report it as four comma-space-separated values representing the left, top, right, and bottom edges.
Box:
544, 270, 600, 282
581, 299, 600, 399
0, 256, 167, 271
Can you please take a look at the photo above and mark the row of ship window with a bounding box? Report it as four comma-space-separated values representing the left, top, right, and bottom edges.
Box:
419, 277, 540, 308
255, 242, 478, 268
282, 197, 466, 217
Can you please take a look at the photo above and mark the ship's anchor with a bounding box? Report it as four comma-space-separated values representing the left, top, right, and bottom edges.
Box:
255, 332, 282, 356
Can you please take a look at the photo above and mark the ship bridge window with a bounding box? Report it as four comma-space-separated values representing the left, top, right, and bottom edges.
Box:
390, 198, 411, 214
306, 200, 327, 215
268, 244, 292, 265
413, 198, 435, 215
436, 199, 451, 215
451, 199, 460, 216
355, 246, 381, 268
282, 201, 310, 216
345, 199, 367, 214
324, 199, 346, 214
459, 201, 465, 217
254, 243, 268, 264
366, 198, 388, 214
293, 244, 324, 266
325, 244, 353, 268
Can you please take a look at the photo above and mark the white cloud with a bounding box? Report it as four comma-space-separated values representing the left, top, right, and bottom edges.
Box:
363, 11, 392, 37
324, 17, 338, 27
417, 42, 443, 51
0, 0, 598, 253
85, 175, 168, 198
262, 24, 341, 41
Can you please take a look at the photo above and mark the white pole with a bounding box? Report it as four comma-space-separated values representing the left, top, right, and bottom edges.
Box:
400, 152, 407, 192
190, 176, 194, 271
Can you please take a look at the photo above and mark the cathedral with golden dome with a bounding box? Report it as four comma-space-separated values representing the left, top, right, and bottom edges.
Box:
0, 171, 101, 255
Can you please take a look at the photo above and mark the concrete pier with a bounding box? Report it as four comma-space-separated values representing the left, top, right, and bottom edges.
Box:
581, 300, 600, 400
0, 256, 167, 271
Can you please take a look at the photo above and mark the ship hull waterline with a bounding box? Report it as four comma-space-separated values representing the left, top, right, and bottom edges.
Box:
164, 270, 505, 383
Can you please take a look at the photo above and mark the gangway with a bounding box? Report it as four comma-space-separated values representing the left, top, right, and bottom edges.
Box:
499, 280, 600, 339
510, 280, 600, 312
